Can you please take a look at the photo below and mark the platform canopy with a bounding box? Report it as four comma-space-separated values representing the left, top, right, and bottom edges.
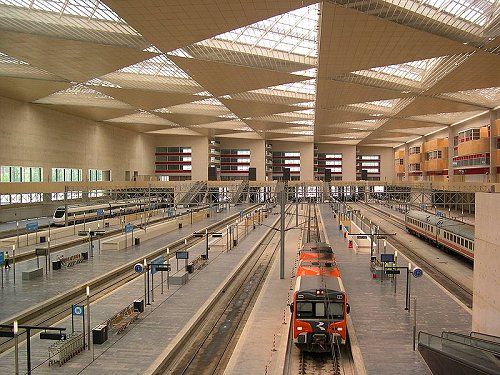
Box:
0, 0, 498, 147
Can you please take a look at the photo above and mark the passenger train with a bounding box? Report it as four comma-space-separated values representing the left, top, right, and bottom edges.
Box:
404, 210, 474, 261
53, 199, 164, 226
299, 242, 336, 261
290, 242, 349, 352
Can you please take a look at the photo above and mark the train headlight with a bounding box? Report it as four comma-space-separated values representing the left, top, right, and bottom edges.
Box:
297, 327, 303, 331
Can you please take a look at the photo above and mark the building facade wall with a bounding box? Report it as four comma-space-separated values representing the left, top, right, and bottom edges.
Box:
0, 96, 156, 181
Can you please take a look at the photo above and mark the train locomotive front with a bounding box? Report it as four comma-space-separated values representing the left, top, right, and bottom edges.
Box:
290, 275, 349, 352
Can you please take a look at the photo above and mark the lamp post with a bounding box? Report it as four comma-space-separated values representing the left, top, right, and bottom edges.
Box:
12, 245, 16, 285
193, 230, 223, 259
86, 286, 91, 351
14, 320, 19, 375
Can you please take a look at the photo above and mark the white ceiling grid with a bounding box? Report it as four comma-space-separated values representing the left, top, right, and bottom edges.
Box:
0, 0, 498, 144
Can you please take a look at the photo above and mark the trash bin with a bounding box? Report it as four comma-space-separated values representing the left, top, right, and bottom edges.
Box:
133, 299, 144, 313
201, 254, 207, 261
40, 236, 46, 243
52, 261, 61, 270
92, 325, 108, 345
134, 238, 140, 245
233, 239, 238, 247
178, 223, 182, 229
186, 264, 194, 273
81, 252, 89, 260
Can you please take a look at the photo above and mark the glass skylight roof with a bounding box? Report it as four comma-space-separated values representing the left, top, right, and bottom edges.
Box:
0, 0, 126, 23
106, 111, 176, 125
213, 3, 319, 58
421, 0, 496, 27
356, 57, 443, 83
407, 110, 487, 124
0, 52, 28, 65
120, 55, 190, 79
268, 79, 317, 95
34, 84, 131, 108
440, 87, 500, 107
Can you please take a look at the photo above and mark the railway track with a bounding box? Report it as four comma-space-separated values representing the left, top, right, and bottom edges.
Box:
353, 202, 473, 308
0, 205, 260, 353
151, 206, 294, 375
286, 204, 354, 375
0, 208, 203, 264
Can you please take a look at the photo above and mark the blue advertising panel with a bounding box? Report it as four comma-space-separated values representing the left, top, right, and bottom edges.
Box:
26, 222, 39, 232
97, 209, 105, 216
0, 251, 4, 266
175, 251, 189, 260
125, 224, 134, 233
151, 255, 165, 274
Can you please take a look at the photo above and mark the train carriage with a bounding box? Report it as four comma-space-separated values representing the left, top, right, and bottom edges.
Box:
405, 210, 474, 261
296, 259, 341, 277
299, 242, 336, 261
290, 275, 349, 352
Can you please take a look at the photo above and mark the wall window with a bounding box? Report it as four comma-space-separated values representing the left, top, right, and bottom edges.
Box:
1, 166, 43, 182
88, 169, 103, 182
52, 168, 82, 182
272, 151, 301, 180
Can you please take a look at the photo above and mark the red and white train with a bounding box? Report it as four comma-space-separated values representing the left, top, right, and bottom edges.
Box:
404, 210, 474, 261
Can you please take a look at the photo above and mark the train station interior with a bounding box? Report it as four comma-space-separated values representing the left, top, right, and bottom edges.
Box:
1, 0, 500, 374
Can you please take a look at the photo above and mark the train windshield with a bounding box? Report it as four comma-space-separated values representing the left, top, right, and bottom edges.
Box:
54, 208, 65, 218
296, 301, 344, 319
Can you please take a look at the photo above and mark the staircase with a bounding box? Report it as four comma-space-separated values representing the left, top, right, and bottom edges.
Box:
418, 331, 500, 375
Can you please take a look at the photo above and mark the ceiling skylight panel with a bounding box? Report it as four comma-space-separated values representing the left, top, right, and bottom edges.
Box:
212, 3, 319, 58
421, 0, 495, 26
120, 55, 190, 79
270, 79, 316, 95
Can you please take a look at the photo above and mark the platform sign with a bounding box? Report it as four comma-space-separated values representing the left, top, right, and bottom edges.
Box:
412, 267, 424, 278
380, 254, 395, 263
154, 264, 171, 272
134, 263, 144, 273
176, 251, 189, 260
26, 222, 38, 232
0, 251, 4, 266
125, 224, 134, 233
97, 209, 105, 216
151, 255, 165, 274
72, 305, 84, 316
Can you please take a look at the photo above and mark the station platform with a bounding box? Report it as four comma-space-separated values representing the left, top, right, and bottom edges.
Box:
0, 205, 278, 374
224, 209, 303, 374
0, 208, 209, 321
318, 204, 473, 374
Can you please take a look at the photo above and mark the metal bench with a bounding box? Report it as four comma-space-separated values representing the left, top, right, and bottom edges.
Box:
110, 305, 141, 334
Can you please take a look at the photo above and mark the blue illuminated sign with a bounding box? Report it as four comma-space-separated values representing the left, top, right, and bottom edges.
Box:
26, 222, 39, 232
72, 305, 84, 316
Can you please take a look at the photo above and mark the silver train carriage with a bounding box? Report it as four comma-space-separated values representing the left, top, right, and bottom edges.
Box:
405, 210, 474, 261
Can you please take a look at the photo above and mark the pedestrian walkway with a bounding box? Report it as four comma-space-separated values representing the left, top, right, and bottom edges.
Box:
0, 205, 276, 375
318, 205, 472, 375
0, 206, 240, 321
224, 207, 303, 375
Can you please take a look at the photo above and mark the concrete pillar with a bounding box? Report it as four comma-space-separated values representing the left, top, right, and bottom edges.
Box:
489, 110, 498, 183
448, 127, 455, 183
473, 193, 500, 336
404, 144, 409, 181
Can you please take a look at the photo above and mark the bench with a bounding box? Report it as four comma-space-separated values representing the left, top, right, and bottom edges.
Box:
60, 254, 83, 268
110, 305, 141, 334
22, 268, 43, 280
191, 255, 208, 271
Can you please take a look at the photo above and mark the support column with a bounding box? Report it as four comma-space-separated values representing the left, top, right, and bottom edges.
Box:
489, 111, 498, 183
448, 127, 455, 183
404, 144, 409, 181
